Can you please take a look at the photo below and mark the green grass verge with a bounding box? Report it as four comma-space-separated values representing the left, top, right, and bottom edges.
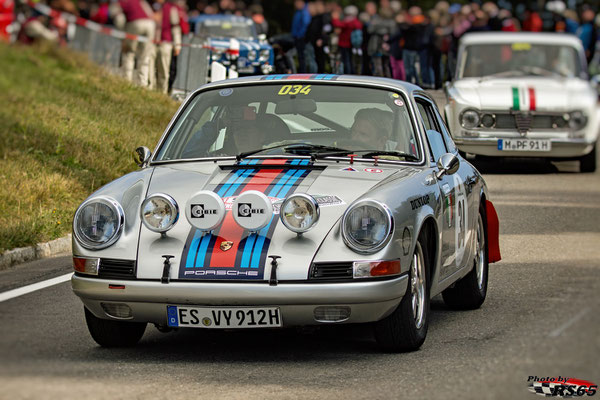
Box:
0, 42, 179, 254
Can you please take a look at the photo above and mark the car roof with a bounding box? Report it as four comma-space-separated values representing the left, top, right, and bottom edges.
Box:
193, 74, 423, 97
189, 14, 252, 24
460, 31, 584, 49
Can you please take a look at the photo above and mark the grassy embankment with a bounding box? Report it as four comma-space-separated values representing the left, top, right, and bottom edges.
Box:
0, 42, 179, 254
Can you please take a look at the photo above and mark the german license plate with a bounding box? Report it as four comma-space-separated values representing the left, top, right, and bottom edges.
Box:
167, 306, 282, 328
498, 139, 551, 151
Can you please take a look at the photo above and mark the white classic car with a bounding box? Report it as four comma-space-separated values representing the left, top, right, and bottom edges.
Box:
444, 32, 600, 172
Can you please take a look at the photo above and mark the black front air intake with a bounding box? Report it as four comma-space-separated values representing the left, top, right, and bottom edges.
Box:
98, 259, 136, 280
310, 262, 353, 281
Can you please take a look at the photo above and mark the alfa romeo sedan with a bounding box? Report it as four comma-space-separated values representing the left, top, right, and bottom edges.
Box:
445, 32, 599, 172
72, 75, 501, 352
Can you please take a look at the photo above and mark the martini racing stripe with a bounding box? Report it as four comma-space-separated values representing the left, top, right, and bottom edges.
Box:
179, 159, 314, 280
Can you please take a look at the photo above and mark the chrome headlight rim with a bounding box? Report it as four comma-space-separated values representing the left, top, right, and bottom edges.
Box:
73, 196, 125, 250
341, 199, 394, 255
279, 193, 320, 233
140, 193, 180, 233
247, 49, 257, 61
460, 109, 481, 129
259, 49, 270, 61
568, 110, 587, 130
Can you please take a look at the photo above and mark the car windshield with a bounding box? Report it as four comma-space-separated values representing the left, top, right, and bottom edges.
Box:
155, 83, 420, 162
459, 43, 582, 78
199, 19, 255, 38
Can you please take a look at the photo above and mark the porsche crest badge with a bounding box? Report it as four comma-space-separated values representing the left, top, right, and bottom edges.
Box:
220, 241, 234, 251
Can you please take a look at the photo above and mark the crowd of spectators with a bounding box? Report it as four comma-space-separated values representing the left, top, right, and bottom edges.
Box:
5, 0, 600, 90
288, 0, 600, 88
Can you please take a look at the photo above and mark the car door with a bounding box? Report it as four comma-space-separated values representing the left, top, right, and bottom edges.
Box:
415, 96, 474, 278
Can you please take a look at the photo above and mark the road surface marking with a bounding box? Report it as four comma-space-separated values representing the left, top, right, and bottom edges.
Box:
0, 273, 73, 303
548, 308, 590, 337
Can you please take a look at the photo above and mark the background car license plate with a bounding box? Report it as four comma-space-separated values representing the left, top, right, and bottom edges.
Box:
167, 306, 282, 328
498, 139, 551, 151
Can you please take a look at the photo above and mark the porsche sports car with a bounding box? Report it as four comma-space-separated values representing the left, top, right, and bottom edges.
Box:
190, 14, 274, 75
71, 75, 501, 352
444, 32, 600, 172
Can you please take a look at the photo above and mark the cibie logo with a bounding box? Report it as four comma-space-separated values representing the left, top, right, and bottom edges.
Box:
527, 376, 597, 397
237, 203, 265, 218
190, 204, 218, 219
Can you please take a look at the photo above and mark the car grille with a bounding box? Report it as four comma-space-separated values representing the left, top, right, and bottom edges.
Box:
494, 113, 556, 130
98, 259, 136, 279
310, 262, 353, 281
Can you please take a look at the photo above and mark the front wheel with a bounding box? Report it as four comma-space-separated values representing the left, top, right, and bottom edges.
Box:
374, 236, 430, 352
442, 205, 488, 310
84, 307, 147, 347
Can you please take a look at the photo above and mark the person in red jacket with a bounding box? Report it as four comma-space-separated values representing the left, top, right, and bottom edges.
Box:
332, 5, 362, 74
0, 0, 14, 42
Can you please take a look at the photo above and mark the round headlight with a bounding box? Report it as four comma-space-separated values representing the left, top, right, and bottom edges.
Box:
248, 49, 257, 61
568, 111, 587, 130
480, 113, 495, 128
141, 193, 179, 233
460, 110, 480, 129
342, 200, 394, 254
280, 194, 320, 233
73, 197, 124, 250
259, 49, 270, 61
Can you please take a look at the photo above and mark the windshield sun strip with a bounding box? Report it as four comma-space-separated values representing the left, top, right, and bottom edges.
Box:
151, 80, 427, 166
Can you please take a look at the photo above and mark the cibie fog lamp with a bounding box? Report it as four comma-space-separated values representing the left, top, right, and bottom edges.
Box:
140, 193, 179, 234
280, 194, 320, 234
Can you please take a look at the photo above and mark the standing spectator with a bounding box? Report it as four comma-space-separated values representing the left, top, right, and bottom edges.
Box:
90, 0, 112, 25
523, 5, 543, 32
332, 5, 362, 74
577, 6, 597, 64
483, 2, 502, 31
305, 1, 325, 73
291, 0, 311, 73
387, 11, 407, 80
114, 0, 156, 87
155, 0, 182, 94
250, 4, 268, 37
168, 0, 189, 92
403, 7, 432, 87
359, 1, 377, 76
368, 6, 395, 77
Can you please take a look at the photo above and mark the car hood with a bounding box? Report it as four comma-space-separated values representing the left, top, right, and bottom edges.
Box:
450, 77, 596, 112
136, 159, 415, 281
208, 37, 263, 51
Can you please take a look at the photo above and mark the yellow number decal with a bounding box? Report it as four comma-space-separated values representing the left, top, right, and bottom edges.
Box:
278, 85, 291, 95
278, 85, 312, 95
511, 43, 531, 51
300, 85, 312, 95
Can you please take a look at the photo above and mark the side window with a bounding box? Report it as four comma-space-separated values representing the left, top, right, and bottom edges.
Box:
432, 106, 458, 153
416, 98, 447, 162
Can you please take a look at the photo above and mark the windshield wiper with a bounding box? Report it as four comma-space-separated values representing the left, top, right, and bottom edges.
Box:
359, 150, 420, 161
236, 143, 350, 161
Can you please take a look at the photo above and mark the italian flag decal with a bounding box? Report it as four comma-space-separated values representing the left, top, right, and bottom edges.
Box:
512, 86, 537, 111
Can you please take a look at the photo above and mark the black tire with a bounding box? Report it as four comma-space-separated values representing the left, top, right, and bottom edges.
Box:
442, 203, 488, 310
579, 145, 596, 173
374, 234, 430, 352
84, 307, 146, 347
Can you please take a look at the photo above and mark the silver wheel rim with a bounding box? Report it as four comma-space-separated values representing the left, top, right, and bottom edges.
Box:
410, 242, 426, 329
475, 214, 486, 291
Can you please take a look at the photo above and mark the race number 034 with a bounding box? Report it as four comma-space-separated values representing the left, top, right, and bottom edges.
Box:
278, 85, 312, 95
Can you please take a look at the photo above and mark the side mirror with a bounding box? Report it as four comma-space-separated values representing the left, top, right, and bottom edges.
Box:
436, 153, 460, 179
133, 146, 152, 168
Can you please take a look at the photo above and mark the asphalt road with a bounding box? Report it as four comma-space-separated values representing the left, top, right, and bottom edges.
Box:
1, 90, 599, 398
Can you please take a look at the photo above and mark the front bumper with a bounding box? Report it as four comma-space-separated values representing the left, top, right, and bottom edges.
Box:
72, 274, 408, 327
454, 136, 595, 158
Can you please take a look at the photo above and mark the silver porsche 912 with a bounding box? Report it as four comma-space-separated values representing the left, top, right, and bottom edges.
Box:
71, 74, 501, 352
